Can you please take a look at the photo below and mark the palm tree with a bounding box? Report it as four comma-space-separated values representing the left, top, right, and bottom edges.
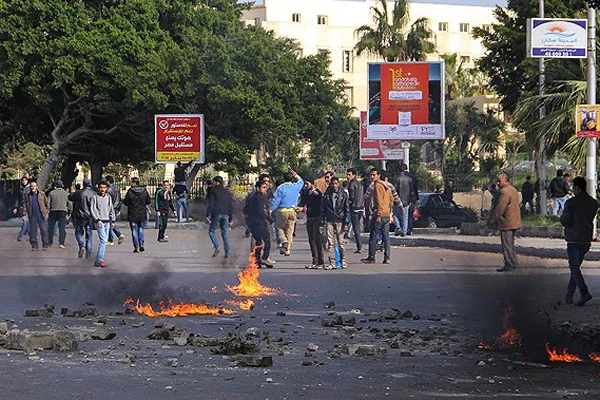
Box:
354, 0, 435, 62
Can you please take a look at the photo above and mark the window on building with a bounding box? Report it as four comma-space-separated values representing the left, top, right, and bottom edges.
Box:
343, 50, 353, 72
438, 22, 448, 32
317, 15, 328, 25
292, 13, 301, 23
318, 48, 329, 55
254, 17, 261, 27
459, 23, 470, 33
460, 55, 471, 64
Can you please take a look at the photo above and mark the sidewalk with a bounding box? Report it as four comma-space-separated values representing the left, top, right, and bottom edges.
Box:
362, 231, 599, 261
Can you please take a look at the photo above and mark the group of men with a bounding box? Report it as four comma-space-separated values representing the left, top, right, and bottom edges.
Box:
518, 169, 573, 216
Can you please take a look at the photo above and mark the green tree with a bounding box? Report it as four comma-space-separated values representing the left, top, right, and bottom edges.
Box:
354, 0, 435, 62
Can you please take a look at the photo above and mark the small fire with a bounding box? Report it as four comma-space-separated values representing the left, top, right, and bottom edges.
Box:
226, 245, 279, 297
478, 305, 521, 350
545, 343, 582, 362
225, 299, 255, 310
124, 298, 234, 317
589, 352, 600, 362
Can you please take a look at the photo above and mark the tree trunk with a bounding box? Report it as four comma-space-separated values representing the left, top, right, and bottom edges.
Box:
90, 158, 104, 185
60, 155, 79, 188
37, 146, 61, 191
186, 164, 202, 188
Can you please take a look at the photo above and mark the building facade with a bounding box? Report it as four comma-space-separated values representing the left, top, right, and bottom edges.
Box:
242, 0, 500, 114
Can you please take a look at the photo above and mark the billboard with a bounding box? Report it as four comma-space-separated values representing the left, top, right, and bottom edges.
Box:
527, 18, 587, 59
576, 104, 600, 138
359, 111, 407, 160
155, 114, 205, 163
367, 61, 444, 140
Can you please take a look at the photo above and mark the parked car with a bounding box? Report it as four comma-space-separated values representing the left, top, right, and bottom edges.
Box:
413, 193, 474, 228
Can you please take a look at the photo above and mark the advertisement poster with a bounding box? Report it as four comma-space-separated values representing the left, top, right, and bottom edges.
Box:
155, 114, 205, 163
527, 18, 587, 59
359, 111, 406, 160
576, 105, 600, 138
367, 62, 444, 140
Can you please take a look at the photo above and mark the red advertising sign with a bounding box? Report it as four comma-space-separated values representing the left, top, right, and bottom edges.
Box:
359, 111, 406, 160
155, 114, 205, 163
380, 63, 430, 125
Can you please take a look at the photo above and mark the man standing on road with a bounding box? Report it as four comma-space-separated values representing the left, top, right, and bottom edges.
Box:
443, 179, 454, 201
106, 176, 125, 246
155, 180, 175, 243
270, 170, 304, 256
23, 180, 50, 251
14, 176, 30, 242
361, 168, 394, 265
322, 176, 350, 270
346, 168, 364, 253
123, 177, 151, 253
244, 180, 275, 268
47, 180, 70, 249
549, 169, 570, 216
206, 176, 234, 259
299, 176, 325, 269
560, 176, 597, 306
488, 173, 522, 272
69, 178, 95, 259
90, 181, 115, 268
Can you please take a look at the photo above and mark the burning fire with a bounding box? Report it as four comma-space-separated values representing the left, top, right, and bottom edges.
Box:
478, 305, 521, 350
589, 352, 600, 362
124, 298, 234, 317
545, 343, 582, 362
226, 245, 279, 297
225, 299, 255, 310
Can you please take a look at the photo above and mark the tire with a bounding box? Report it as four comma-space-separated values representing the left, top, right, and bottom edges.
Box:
427, 218, 438, 228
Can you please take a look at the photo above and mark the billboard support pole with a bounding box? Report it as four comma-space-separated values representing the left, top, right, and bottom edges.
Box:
586, 7, 597, 201
538, 0, 548, 216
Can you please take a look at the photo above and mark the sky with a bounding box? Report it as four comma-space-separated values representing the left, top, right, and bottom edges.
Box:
247, 0, 508, 7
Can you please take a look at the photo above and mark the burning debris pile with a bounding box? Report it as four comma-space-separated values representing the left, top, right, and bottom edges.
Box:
124, 298, 234, 317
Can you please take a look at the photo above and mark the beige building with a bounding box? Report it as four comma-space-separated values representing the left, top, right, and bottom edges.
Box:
242, 0, 500, 114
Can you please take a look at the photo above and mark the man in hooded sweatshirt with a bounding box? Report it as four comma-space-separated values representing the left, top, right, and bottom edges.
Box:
123, 177, 151, 253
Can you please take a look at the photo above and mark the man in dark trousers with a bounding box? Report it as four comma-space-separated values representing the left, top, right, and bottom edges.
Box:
155, 180, 175, 243
14, 176, 30, 242
560, 176, 598, 306
321, 176, 350, 270
23, 180, 50, 251
346, 168, 364, 253
206, 176, 234, 258
549, 169, 570, 216
521, 175, 534, 214
47, 180, 70, 248
69, 178, 96, 258
299, 176, 325, 269
123, 177, 151, 253
244, 180, 275, 268
106, 175, 125, 245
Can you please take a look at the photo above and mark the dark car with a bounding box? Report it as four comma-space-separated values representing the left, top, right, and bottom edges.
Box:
413, 193, 474, 228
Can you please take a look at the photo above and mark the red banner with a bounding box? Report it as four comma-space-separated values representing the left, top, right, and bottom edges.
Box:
359, 111, 405, 160
380, 63, 429, 125
155, 115, 204, 163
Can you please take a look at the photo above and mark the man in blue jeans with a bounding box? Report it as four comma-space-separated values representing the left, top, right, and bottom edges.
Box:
206, 176, 234, 258
69, 178, 95, 259
123, 177, 151, 253
90, 181, 115, 268
560, 176, 597, 306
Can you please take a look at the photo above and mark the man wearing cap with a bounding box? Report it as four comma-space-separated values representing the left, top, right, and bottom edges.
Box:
47, 180, 71, 249
69, 178, 96, 259
270, 170, 304, 256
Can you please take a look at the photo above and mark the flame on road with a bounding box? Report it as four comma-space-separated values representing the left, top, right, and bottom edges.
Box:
226, 245, 280, 297
124, 298, 234, 317
545, 343, 582, 362
225, 299, 255, 310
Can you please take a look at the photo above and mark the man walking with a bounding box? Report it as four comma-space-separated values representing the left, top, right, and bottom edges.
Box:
90, 181, 115, 268
270, 171, 304, 256
155, 180, 175, 243
106, 176, 125, 246
560, 176, 597, 306
23, 180, 50, 251
244, 180, 275, 268
521, 175, 534, 214
488, 174, 522, 272
299, 176, 325, 269
393, 164, 413, 237
206, 176, 234, 258
47, 180, 70, 248
15, 176, 30, 242
361, 168, 394, 264
123, 177, 151, 253
321, 176, 350, 270
549, 169, 570, 216
346, 168, 364, 253
69, 178, 95, 259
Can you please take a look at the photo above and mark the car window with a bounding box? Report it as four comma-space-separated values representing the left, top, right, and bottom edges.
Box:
429, 195, 443, 208
442, 197, 456, 208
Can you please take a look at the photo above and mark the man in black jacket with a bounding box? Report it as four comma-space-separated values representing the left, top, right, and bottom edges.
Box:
123, 177, 151, 253
549, 169, 570, 216
155, 180, 175, 243
206, 176, 234, 258
560, 176, 598, 306
69, 178, 96, 259
321, 177, 350, 270
244, 181, 275, 268
299, 176, 325, 269
346, 168, 364, 253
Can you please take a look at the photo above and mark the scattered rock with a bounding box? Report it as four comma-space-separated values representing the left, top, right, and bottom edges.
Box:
173, 337, 188, 346
402, 310, 413, 319
5, 331, 54, 351
321, 314, 343, 327
229, 355, 273, 367
399, 349, 414, 357
64, 307, 98, 318
0, 322, 7, 334
91, 327, 116, 341
307, 343, 319, 352
148, 328, 172, 341
276, 311, 287, 317
188, 335, 220, 347
342, 344, 387, 357
246, 327, 261, 337
343, 315, 356, 326
52, 331, 78, 352
380, 308, 400, 320
24, 307, 54, 318
323, 302, 336, 309
167, 358, 179, 367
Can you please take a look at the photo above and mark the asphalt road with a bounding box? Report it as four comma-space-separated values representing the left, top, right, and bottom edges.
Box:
1, 225, 600, 399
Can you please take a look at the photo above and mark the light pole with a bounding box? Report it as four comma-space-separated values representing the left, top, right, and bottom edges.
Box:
538, 0, 548, 215
586, 6, 597, 201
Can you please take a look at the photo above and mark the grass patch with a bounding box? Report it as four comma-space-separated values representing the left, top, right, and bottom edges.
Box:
521, 214, 562, 227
